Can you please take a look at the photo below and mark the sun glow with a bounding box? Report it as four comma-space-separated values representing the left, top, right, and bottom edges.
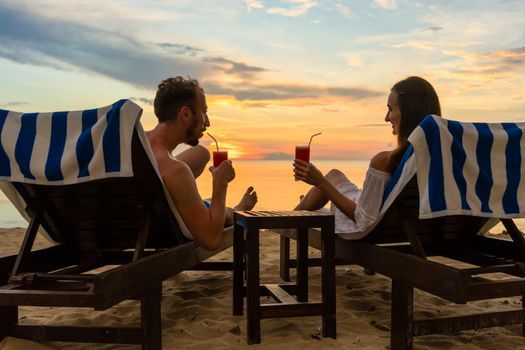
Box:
206, 141, 246, 159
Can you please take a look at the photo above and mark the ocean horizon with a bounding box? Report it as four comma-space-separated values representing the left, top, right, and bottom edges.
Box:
0, 159, 521, 234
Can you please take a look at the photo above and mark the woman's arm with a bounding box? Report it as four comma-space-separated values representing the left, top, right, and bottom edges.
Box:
293, 151, 391, 222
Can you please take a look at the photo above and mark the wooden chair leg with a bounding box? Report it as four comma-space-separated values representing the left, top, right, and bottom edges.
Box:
280, 235, 291, 282
141, 284, 162, 350
0, 306, 17, 341
522, 294, 525, 336
321, 222, 336, 339
233, 223, 245, 316
391, 280, 413, 350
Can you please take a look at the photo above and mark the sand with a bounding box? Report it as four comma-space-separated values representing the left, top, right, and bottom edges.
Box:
1, 227, 525, 349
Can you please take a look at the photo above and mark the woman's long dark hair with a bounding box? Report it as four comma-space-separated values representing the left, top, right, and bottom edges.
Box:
388, 76, 441, 172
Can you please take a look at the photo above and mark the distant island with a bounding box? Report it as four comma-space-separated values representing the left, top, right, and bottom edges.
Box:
260, 152, 294, 160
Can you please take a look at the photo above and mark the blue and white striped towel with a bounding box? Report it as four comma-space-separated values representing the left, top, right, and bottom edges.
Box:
0, 99, 194, 241
381, 115, 525, 220
0, 99, 142, 184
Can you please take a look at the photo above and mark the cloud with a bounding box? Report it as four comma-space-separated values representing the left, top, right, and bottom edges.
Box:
444, 46, 525, 79
267, 0, 318, 17
130, 97, 154, 106
310, 17, 325, 24
1, 101, 28, 108
244, 0, 264, 12
374, 0, 398, 10
389, 40, 435, 50
205, 82, 382, 101
0, 5, 268, 88
203, 57, 268, 79
425, 26, 443, 32
322, 107, 346, 113
449, 46, 525, 60
0, 3, 383, 105
357, 123, 388, 127
326, 87, 381, 98
153, 42, 204, 57
385, 38, 482, 51
344, 54, 365, 67
334, 3, 355, 20
357, 23, 483, 53
0, 5, 209, 89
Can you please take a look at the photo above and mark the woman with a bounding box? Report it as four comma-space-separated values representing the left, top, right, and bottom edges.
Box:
293, 76, 441, 236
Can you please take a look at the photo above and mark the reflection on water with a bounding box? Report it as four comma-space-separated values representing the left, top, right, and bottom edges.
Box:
0, 160, 523, 233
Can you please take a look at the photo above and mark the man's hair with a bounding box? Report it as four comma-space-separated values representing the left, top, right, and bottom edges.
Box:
153, 76, 200, 123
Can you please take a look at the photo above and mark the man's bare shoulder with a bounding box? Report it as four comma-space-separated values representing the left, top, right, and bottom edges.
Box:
156, 154, 193, 179
369, 150, 392, 172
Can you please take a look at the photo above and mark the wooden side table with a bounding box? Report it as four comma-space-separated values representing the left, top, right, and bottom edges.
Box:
232, 210, 336, 344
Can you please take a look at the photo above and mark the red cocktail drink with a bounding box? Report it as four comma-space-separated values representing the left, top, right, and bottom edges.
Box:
213, 151, 228, 167
295, 146, 310, 162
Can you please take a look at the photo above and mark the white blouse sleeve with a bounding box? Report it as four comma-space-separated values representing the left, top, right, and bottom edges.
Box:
354, 167, 391, 232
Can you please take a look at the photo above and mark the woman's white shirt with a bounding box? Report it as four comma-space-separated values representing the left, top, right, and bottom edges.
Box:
330, 166, 391, 239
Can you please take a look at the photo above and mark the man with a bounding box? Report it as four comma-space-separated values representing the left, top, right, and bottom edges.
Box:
146, 76, 257, 250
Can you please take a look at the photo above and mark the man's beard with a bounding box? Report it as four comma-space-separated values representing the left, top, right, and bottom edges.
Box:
185, 136, 199, 147
184, 117, 200, 146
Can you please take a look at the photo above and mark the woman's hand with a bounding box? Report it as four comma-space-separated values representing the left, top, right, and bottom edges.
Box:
293, 159, 324, 186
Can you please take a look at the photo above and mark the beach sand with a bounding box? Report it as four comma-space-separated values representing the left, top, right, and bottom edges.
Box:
1, 227, 525, 349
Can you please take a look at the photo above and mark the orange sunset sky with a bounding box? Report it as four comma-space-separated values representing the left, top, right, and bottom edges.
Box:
0, 1, 524, 160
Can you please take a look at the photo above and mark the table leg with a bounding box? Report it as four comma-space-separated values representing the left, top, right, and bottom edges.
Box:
233, 221, 245, 316
321, 222, 336, 339
296, 228, 308, 302
280, 235, 291, 282
391, 280, 414, 350
141, 284, 162, 350
246, 225, 261, 344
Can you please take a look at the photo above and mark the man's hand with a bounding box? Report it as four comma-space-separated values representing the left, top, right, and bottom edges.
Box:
293, 159, 324, 186
210, 160, 235, 185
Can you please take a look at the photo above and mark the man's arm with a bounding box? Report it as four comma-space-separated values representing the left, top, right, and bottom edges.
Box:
161, 159, 234, 250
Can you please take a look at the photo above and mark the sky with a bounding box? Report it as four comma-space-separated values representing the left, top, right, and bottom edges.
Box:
0, 0, 524, 160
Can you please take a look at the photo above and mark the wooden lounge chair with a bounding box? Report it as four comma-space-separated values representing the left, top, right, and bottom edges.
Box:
0, 105, 232, 349
279, 177, 525, 350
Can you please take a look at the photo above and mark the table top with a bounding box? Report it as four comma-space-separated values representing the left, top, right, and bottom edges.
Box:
235, 210, 333, 218
234, 210, 334, 230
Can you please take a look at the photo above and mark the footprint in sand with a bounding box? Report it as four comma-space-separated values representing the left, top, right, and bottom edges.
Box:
345, 289, 371, 297
416, 310, 437, 319
344, 299, 377, 312
175, 290, 206, 300
378, 290, 391, 301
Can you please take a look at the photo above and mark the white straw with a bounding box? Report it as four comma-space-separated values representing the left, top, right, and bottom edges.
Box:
207, 133, 219, 152
308, 132, 322, 147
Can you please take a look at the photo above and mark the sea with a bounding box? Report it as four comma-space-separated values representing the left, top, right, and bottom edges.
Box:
0, 160, 521, 234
